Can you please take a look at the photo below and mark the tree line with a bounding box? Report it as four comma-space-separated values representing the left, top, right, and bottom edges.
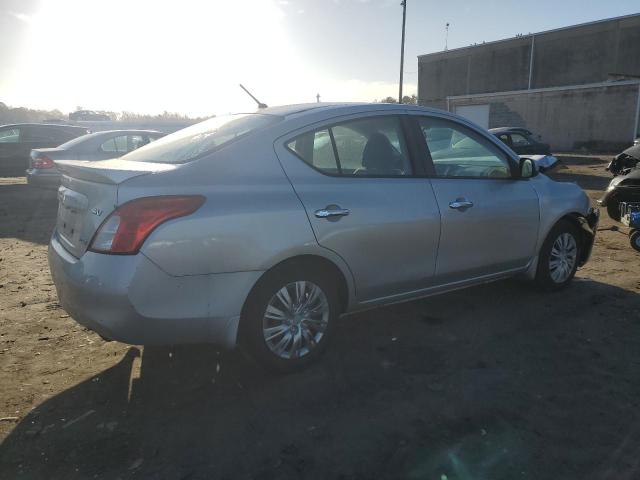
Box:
0, 102, 209, 124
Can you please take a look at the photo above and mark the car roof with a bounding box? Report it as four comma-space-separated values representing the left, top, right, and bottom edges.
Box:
79, 129, 163, 136
254, 102, 447, 120
489, 127, 531, 134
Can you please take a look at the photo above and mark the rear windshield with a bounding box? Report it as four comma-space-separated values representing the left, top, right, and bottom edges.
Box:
57, 132, 98, 149
122, 113, 281, 164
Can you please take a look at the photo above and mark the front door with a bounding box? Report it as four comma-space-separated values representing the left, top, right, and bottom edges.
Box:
413, 115, 540, 282
275, 113, 441, 302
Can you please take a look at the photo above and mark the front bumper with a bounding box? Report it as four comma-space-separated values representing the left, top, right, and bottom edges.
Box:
48, 233, 262, 348
578, 207, 599, 266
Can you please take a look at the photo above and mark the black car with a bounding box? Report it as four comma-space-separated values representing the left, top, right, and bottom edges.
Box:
0, 123, 89, 176
69, 110, 111, 121
606, 143, 640, 176
489, 127, 551, 156
600, 143, 640, 220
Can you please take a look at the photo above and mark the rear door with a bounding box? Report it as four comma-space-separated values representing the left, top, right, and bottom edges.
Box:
275, 112, 441, 302
412, 114, 540, 282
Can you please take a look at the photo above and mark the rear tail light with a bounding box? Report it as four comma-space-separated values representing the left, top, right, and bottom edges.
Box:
33, 155, 54, 169
89, 196, 205, 254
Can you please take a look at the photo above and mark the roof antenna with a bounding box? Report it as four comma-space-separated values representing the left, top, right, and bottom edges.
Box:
239, 84, 268, 109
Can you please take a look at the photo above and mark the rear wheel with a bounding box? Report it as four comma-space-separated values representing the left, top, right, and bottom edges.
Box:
535, 220, 581, 291
240, 265, 339, 372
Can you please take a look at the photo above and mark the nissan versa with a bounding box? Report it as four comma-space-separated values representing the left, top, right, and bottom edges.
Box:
49, 103, 599, 371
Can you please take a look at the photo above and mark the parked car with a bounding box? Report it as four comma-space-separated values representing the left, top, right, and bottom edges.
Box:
69, 110, 111, 121
27, 130, 165, 188
0, 123, 89, 176
49, 103, 598, 371
600, 145, 640, 220
490, 127, 551, 156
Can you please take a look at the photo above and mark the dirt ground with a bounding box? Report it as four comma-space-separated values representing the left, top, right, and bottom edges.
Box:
1, 156, 639, 479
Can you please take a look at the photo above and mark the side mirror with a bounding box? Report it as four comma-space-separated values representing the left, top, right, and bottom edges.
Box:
519, 157, 538, 178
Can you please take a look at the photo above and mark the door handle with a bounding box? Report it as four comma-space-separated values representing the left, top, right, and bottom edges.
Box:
315, 207, 350, 218
449, 199, 474, 210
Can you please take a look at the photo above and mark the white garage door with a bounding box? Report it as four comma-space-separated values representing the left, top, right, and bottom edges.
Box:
455, 104, 490, 129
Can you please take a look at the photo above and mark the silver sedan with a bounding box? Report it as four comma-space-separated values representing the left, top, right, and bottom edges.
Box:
48, 103, 599, 371
26, 129, 164, 188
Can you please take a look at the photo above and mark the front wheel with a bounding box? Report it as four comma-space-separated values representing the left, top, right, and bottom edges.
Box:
535, 220, 581, 291
240, 266, 339, 372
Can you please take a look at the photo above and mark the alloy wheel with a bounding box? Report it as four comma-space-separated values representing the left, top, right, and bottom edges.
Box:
262, 281, 330, 359
549, 233, 578, 283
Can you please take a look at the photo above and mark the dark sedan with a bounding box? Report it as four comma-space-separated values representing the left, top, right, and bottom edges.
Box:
0, 123, 89, 176
490, 127, 551, 156
26, 129, 165, 187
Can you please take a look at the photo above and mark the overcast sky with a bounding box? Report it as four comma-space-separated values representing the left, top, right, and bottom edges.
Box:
0, 0, 638, 116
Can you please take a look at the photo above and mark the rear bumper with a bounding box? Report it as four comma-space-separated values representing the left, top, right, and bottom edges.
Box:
48, 233, 262, 348
26, 169, 61, 188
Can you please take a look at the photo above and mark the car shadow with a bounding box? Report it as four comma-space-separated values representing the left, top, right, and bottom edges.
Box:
0, 181, 58, 245
1, 278, 640, 479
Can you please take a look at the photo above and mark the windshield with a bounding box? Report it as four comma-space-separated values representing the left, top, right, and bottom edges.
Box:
122, 113, 281, 164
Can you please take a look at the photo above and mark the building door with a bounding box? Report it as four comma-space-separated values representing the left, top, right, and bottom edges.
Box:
455, 104, 490, 130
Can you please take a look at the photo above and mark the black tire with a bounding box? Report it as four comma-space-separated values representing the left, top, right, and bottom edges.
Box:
535, 220, 581, 291
606, 196, 621, 221
630, 230, 640, 253
240, 264, 339, 373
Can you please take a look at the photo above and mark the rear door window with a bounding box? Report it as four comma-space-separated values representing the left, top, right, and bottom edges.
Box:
287, 129, 340, 174
100, 135, 128, 154
286, 116, 412, 177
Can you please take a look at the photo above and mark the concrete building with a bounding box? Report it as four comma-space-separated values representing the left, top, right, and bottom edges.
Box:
417, 14, 640, 151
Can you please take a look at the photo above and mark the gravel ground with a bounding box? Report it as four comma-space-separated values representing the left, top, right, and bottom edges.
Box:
1, 156, 639, 479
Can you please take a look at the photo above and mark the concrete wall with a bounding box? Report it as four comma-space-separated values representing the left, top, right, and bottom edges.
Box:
448, 83, 640, 152
418, 14, 640, 106
419, 37, 531, 104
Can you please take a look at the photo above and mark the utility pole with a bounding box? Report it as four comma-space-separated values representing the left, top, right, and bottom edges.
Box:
398, 0, 407, 103
445, 22, 450, 50
316, 93, 320, 103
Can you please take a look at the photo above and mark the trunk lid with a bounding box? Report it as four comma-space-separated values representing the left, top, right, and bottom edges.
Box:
54, 159, 177, 258
30, 148, 70, 169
